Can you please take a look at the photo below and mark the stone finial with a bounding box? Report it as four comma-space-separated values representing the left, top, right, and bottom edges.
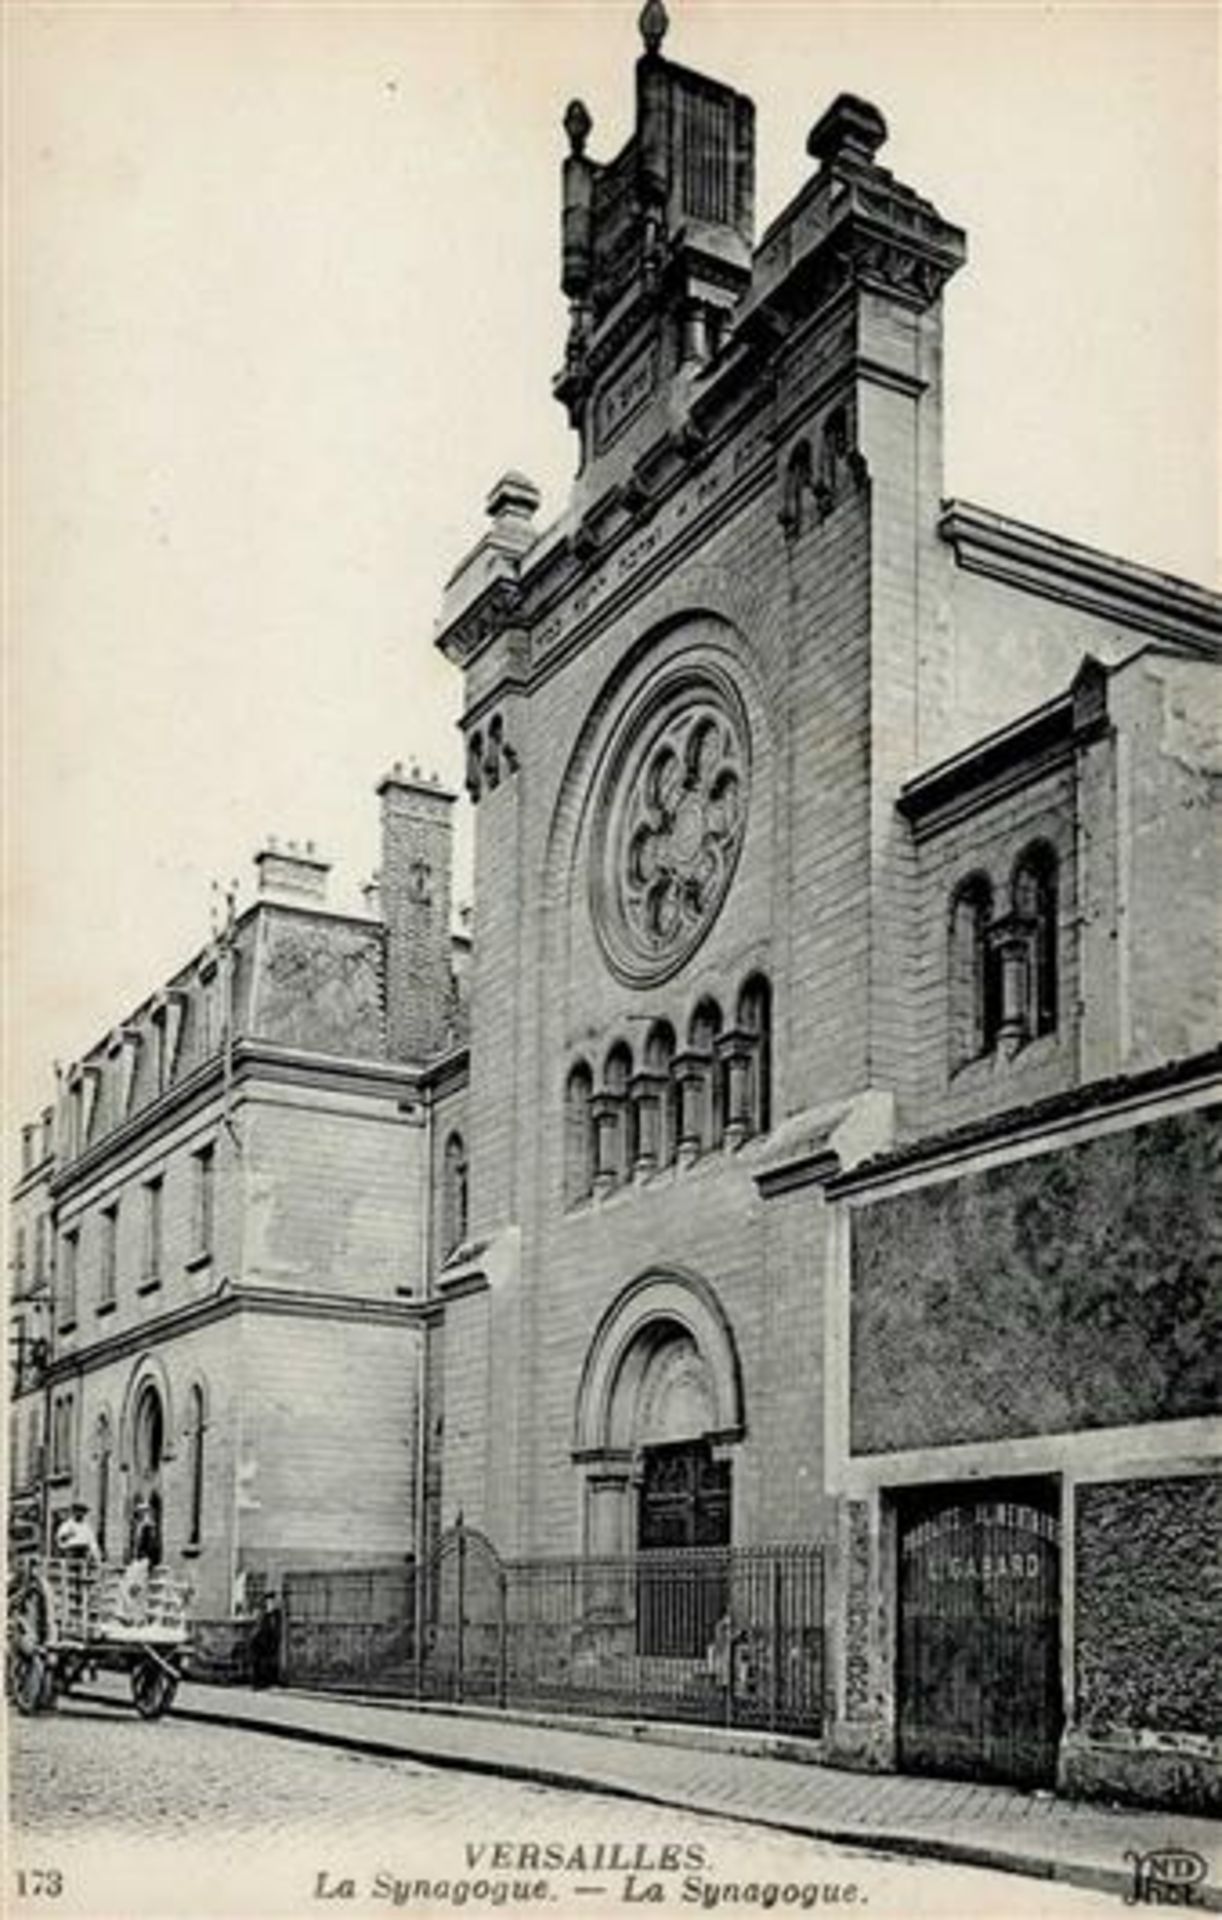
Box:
486, 470, 542, 523
806, 93, 888, 168
564, 98, 592, 157
639, 0, 669, 56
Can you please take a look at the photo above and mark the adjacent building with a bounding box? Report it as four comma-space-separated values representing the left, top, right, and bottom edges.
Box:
9, 771, 470, 1624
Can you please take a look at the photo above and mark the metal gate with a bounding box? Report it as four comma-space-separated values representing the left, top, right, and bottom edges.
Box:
281, 1525, 824, 1735
897, 1479, 1062, 1787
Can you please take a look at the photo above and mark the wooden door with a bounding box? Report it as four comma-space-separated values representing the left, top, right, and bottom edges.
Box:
637, 1442, 729, 1655
897, 1480, 1061, 1786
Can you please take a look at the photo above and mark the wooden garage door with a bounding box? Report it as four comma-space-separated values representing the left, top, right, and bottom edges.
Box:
897, 1480, 1062, 1787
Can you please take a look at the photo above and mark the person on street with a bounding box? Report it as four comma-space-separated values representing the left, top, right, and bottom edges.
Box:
130, 1496, 162, 1567
249, 1592, 284, 1689
55, 1501, 102, 1564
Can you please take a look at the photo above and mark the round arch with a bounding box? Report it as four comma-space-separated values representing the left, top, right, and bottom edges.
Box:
118, 1352, 176, 1472
573, 1266, 745, 1457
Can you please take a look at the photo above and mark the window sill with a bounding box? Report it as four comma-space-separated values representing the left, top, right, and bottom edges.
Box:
949, 1027, 1063, 1087
181, 1543, 202, 1560
136, 1275, 162, 1296
185, 1250, 213, 1274
95, 1299, 117, 1318
47, 1469, 72, 1487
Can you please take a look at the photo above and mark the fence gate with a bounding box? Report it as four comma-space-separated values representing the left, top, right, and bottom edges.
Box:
897, 1479, 1061, 1788
418, 1519, 507, 1705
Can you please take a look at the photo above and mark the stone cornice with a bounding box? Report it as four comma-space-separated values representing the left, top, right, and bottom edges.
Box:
897, 658, 1109, 840
827, 1049, 1222, 1200
50, 1041, 425, 1197
420, 1044, 470, 1100
44, 1282, 429, 1384
940, 501, 1222, 655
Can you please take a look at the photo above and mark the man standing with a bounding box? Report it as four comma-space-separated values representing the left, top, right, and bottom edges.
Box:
55, 1501, 102, 1564
250, 1592, 283, 1689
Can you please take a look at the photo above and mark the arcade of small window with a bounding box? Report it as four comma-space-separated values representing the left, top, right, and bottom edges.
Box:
564, 974, 771, 1205
949, 844, 1059, 1071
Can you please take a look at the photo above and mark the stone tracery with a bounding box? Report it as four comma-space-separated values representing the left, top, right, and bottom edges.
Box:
593, 681, 748, 984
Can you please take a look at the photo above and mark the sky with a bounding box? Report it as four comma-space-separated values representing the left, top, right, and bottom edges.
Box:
5, 0, 1218, 1135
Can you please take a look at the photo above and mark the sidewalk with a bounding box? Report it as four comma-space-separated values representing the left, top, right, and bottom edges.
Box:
134, 1678, 1222, 1906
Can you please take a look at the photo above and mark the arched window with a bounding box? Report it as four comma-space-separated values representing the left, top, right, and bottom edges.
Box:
185, 1386, 206, 1552
133, 1382, 164, 1480
949, 874, 998, 1069
564, 1061, 595, 1206
644, 1021, 680, 1169
1012, 843, 1059, 1038
441, 1132, 468, 1258
688, 1000, 724, 1150
737, 975, 772, 1136
779, 438, 813, 539
465, 731, 483, 802
94, 1414, 113, 1558
602, 1043, 634, 1185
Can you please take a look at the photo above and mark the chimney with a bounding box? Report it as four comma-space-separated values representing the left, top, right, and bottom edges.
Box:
253, 837, 330, 905
378, 762, 456, 1062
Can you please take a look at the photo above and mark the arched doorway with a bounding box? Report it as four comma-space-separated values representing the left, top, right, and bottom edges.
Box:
573, 1267, 744, 1570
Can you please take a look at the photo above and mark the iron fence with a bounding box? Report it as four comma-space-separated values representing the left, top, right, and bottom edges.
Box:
281, 1535, 825, 1737
281, 1565, 413, 1692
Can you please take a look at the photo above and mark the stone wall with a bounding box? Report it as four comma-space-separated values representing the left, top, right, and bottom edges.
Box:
1063, 1473, 1221, 1812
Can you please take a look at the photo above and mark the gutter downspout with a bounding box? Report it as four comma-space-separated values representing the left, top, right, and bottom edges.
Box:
413, 1082, 433, 1690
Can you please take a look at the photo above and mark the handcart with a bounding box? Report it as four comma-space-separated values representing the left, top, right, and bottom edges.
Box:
7, 1556, 191, 1719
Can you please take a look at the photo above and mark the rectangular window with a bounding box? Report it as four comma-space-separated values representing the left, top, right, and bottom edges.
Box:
50, 1393, 74, 1480
59, 1230, 79, 1328
20, 1125, 35, 1175
12, 1226, 26, 1299
192, 1143, 216, 1261
33, 1215, 46, 1287
99, 1202, 119, 1309
141, 1176, 164, 1289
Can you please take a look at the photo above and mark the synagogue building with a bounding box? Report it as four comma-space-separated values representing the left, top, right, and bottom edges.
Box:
426, 4, 1220, 1809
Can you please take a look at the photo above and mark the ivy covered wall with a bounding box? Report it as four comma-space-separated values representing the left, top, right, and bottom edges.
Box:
1075, 1475, 1220, 1738
850, 1105, 1220, 1454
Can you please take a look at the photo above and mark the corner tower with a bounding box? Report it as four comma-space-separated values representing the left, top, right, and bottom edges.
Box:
555, 0, 755, 508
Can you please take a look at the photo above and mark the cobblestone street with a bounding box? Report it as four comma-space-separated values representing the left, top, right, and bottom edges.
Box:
10, 1694, 1117, 1919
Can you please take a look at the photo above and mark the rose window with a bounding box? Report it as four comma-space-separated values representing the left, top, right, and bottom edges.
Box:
592, 685, 749, 984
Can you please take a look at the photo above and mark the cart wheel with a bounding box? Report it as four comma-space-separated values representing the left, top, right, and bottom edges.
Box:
131, 1657, 178, 1720
9, 1644, 51, 1716
7, 1585, 52, 1715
